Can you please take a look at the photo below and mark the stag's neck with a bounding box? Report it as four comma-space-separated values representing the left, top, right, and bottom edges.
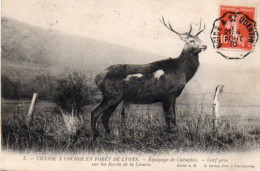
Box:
179, 47, 199, 63
178, 47, 200, 81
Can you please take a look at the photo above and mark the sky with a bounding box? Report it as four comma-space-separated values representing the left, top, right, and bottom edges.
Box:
2, 0, 260, 96
2, 0, 259, 66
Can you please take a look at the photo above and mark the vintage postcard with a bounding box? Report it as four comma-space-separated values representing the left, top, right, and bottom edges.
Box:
1, 0, 260, 170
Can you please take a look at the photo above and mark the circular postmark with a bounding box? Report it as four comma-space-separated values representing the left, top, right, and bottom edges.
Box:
210, 6, 258, 59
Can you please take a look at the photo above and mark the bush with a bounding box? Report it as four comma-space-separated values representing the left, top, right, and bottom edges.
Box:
54, 70, 92, 114
1, 75, 22, 99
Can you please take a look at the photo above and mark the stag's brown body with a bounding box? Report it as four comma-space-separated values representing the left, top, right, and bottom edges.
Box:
91, 17, 207, 139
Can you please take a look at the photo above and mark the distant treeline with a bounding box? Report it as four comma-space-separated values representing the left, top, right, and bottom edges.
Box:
2, 74, 56, 100
1, 71, 99, 107
2, 75, 22, 99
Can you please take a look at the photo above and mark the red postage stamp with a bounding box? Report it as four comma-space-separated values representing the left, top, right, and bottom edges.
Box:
211, 6, 258, 59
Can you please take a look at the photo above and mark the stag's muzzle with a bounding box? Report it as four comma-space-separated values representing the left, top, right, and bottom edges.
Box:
200, 45, 207, 50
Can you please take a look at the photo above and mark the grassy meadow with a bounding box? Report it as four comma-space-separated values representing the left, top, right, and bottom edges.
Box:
2, 100, 260, 153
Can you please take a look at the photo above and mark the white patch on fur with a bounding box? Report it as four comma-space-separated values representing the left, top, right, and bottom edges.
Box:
153, 69, 164, 79
124, 73, 143, 81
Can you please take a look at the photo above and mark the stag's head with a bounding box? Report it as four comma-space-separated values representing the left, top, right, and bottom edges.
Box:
160, 16, 207, 54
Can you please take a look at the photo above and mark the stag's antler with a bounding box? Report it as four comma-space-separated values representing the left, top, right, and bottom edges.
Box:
160, 16, 205, 36
195, 19, 205, 36
188, 24, 193, 35
160, 16, 189, 35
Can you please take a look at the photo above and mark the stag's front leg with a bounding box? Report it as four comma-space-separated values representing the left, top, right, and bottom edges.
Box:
163, 96, 177, 132
120, 101, 130, 137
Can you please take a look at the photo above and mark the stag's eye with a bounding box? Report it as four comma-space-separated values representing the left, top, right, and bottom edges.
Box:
189, 40, 195, 45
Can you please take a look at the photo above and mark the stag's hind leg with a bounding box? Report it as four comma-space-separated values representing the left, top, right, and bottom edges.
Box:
91, 97, 121, 140
101, 102, 121, 135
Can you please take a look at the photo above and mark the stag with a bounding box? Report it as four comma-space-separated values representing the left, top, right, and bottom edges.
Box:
91, 17, 206, 139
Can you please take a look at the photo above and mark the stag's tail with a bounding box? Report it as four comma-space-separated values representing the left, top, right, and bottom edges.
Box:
94, 70, 108, 89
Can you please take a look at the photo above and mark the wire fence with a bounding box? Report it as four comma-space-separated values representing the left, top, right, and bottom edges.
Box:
2, 90, 259, 116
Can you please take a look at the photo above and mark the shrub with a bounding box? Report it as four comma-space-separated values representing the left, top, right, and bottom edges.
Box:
54, 70, 92, 114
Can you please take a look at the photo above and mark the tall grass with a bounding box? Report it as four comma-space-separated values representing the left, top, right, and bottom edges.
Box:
1, 102, 260, 153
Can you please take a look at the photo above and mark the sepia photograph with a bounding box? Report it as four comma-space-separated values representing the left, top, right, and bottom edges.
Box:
1, 0, 260, 170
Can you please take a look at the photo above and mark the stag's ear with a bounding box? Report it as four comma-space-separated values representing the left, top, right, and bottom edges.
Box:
179, 35, 189, 41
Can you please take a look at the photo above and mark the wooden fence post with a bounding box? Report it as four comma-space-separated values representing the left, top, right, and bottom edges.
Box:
213, 85, 224, 129
27, 93, 38, 122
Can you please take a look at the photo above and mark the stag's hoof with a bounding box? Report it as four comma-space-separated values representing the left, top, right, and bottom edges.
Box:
91, 131, 101, 141
165, 126, 178, 134
105, 129, 111, 135
103, 132, 112, 140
